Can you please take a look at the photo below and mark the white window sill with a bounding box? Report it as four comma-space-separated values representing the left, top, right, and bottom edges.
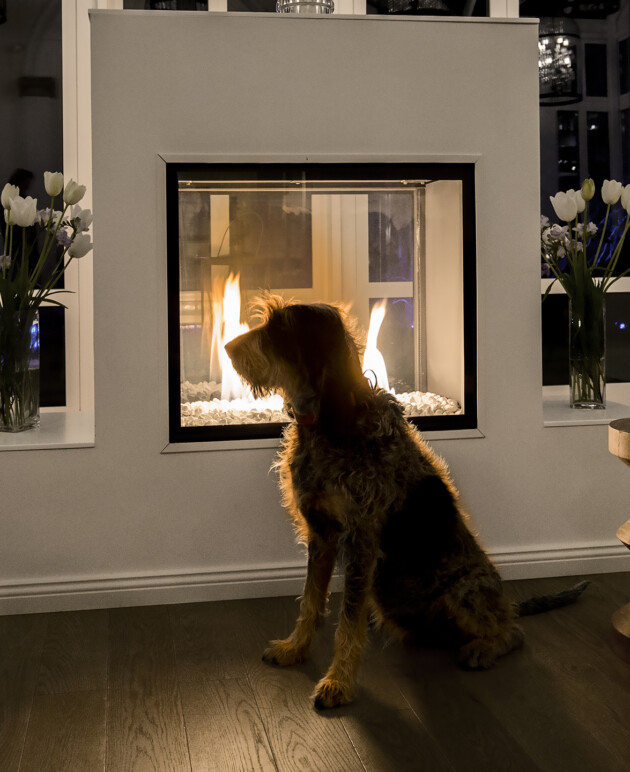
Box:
544, 383, 630, 427
0, 409, 95, 452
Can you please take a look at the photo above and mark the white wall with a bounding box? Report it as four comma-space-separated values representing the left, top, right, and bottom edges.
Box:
1, 12, 629, 615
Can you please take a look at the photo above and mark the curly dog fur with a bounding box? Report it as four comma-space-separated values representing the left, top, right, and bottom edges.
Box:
225, 296, 579, 709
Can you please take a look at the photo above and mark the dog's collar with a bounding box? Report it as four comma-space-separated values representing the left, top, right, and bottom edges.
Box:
294, 411, 317, 427
287, 405, 317, 427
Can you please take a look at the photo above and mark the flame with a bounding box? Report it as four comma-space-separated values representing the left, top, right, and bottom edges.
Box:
211, 273, 250, 401
362, 300, 390, 391
209, 276, 391, 402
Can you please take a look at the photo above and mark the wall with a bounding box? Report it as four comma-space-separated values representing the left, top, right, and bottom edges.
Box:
1, 11, 629, 614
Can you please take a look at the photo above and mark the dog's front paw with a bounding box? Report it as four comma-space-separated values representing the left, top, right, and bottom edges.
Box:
313, 676, 354, 710
262, 639, 306, 667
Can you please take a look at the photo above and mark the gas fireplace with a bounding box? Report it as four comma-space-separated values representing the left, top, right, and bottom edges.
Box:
167, 162, 477, 443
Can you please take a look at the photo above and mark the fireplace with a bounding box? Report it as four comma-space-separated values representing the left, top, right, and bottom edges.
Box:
167, 161, 477, 443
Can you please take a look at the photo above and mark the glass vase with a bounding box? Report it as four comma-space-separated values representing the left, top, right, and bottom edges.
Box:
0, 307, 40, 431
569, 294, 606, 409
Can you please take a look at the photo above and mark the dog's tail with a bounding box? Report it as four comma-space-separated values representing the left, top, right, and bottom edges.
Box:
515, 580, 590, 617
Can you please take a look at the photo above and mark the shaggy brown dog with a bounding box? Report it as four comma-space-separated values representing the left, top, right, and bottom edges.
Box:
225, 296, 587, 710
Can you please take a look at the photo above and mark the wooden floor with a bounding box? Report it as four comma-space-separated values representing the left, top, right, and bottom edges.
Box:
1, 572, 630, 771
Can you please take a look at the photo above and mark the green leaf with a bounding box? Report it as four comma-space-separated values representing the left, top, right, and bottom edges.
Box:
542, 279, 557, 302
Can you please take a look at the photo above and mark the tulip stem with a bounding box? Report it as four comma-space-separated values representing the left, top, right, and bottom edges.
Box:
592, 204, 610, 271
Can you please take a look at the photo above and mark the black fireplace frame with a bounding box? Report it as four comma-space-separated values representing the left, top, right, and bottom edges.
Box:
167, 161, 477, 444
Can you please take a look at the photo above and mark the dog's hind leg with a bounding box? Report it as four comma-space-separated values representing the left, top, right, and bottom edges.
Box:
442, 581, 524, 670
457, 624, 524, 670
313, 553, 375, 709
263, 536, 337, 667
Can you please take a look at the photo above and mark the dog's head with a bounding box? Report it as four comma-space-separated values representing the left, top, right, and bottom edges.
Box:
224, 294, 370, 431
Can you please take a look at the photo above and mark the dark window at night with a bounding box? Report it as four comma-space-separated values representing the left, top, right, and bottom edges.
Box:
586, 111, 610, 187
542, 293, 630, 386
39, 307, 66, 407
585, 43, 608, 97
0, 1, 65, 407
557, 111, 580, 190
620, 37, 630, 94
622, 107, 630, 182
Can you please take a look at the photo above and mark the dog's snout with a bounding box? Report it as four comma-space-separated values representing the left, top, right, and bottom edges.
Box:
224, 337, 237, 360
224, 331, 250, 363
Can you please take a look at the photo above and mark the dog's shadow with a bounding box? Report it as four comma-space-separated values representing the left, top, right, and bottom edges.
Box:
312, 634, 458, 770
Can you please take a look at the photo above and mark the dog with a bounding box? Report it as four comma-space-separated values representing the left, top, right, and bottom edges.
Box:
224, 295, 588, 710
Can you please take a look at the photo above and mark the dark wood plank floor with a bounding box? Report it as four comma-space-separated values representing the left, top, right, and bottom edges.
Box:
1, 572, 629, 771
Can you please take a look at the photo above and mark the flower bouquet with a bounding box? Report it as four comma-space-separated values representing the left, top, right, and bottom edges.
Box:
542, 179, 630, 408
0, 172, 93, 431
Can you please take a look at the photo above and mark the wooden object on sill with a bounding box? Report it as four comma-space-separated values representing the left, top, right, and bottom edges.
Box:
609, 417, 630, 468
608, 418, 630, 664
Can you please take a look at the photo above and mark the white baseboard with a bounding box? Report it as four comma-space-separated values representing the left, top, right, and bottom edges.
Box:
494, 543, 630, 580
1, 545, 629, 616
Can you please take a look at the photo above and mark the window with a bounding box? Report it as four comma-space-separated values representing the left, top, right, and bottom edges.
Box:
585, 43, 607, 97
557, 111, 580, 191
586, 110, 610, 184
0, 0, 66, 407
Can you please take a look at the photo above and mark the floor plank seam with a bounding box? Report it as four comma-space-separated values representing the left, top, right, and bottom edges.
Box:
244, 670, 281, 772
104, 609, 112, 772
338, 717, 369, 772
16, 616, 49, 772
167, 608, 194, 772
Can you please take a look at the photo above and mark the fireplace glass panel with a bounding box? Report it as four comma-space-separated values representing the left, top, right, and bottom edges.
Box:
167, 163, 476, 442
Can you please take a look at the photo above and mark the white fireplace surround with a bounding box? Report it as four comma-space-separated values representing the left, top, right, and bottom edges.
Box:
1, 11, 629, 615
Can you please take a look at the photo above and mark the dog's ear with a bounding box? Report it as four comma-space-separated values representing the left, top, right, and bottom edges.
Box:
250, 292, 291, 325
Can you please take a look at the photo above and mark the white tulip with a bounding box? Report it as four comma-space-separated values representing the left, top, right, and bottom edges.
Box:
621, 184, 630, 215
549, 191, 578, 222
63, 180, 86, 206
1, 183, 19, 209
50, 209, 64, 227
68, 233, 92, 258
71, 205, 93, 230
601, 179, 623, 205
8, 196, 38, 227
44, 171, 64, 197
567, 189, 585, 214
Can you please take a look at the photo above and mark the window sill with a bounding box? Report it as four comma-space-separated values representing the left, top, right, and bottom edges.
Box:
0, 409, 95, 452
544, 383, 630, 427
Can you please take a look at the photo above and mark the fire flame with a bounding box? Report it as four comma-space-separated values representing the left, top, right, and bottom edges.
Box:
211, 273, 250, 401
210, 274, 391, 401
362, 300, 390, 391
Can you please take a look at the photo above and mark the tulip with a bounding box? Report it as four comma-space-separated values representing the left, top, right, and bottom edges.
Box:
1, 183, 19, 209
68, 233, 92, 258
44, 171, 64, 197
581, 178, 595, 201
63, 180, 86, 206
550, 191, 578, 222
71, 205, 93, 231
567, 189, 585, 214
621, 184, 630, 215
8, 195, 38, 227
601, 179, 622, 205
